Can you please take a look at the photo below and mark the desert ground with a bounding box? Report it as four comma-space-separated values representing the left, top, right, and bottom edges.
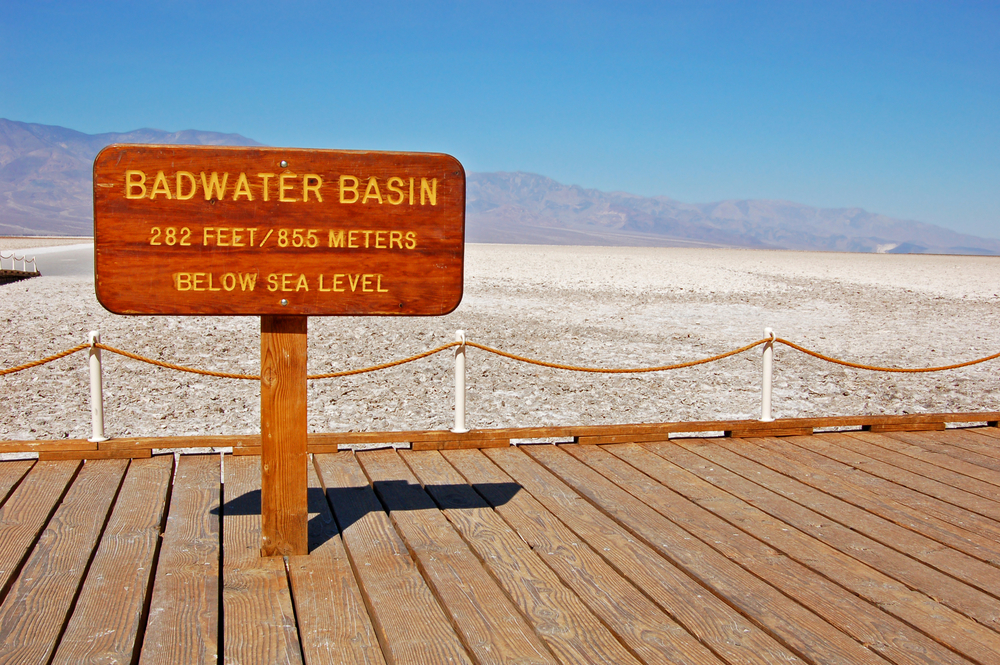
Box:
2, 240, 999, 442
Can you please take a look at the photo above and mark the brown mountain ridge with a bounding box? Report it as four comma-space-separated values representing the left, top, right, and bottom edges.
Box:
2, 119, 996, 255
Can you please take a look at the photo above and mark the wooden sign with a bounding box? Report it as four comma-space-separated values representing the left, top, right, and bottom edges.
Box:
93, 145, 465, 316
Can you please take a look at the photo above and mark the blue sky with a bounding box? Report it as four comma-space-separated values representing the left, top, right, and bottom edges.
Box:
2, 1, 998, 238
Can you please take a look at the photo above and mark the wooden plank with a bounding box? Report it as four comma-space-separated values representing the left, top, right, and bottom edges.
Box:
233, 447, 262, 456
357, 449, 555, 665
286, 461, 385, 665
93, 145, 466, 317
313, 451, 472, 665
53, 456, 173, 665
482, 446, 799, 665
727, 435, 1000, 567
712, 437, 1000, 598
670, 437, 1000, 628
842, 431, 1000, 503
402, 449, 655, 665
930, 428, 1000, 462
0, 440, 96, 453
409, 437, 509, 451
443, 448, 728, 665
649, 438, 1000, 660
39, 448, 152, 460
0, 459, 128, 664
260, 315, 308, 557
0, 460, 33, 506
865, 430, 1000, 488
524, 444, 888, 665
0, 460, 80, 603
100, 434, 260, 450
642, 438, 1000, 664
790, 432, 1000, 534
864, 422, 945, 432
5, 410, 999, 454
223, 455, 303, 665
727, 426, 813, 438
138, 454, 221, 665
880, 429, 1000, 478
576, 442, 973, 665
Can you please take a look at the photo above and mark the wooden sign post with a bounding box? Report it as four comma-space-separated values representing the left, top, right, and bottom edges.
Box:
94, 145, 465, 556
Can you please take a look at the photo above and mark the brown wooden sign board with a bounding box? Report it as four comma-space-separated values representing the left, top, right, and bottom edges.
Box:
94, 145, 465, 316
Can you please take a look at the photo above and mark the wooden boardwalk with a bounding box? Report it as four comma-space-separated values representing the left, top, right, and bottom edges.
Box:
0, 426, 999, 664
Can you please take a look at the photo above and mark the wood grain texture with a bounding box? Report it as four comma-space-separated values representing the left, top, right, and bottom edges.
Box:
52, 456, 173, 665
313, 451, 473, 665
0, 460, 80, 602
723, 436, 1000, 569
647, 439, 1000, 664
481, 446, 797, 665
286, 461, 385, 665
835, 432, 1000, 513
676, 437, 1000, 630
222, 455, 303, 665
5, 410, 1000, 454
442, 448, 725, 665
39, 448, 152, 460
524, 444, 888, 665
261, 315, 308, 557
357, 449, 556, 665
0, 459, 128, 664
138, 454, 221, 665
704, 438, 1000, 601
401, 449, 643, 665
581, 442, 974, 665
918, 428, 1000, 463
0, 460, 33, 506
93, 145, 465, 316
863, 430, 1000, 488
790, 432, 1000, 528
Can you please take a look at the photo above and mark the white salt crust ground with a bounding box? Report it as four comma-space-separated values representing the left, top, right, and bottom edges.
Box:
2, 244, 999, 441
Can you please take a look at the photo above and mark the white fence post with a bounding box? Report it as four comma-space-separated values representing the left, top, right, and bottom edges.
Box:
451, 330, 470, 433
760, 327, 775, 422
88, 331, 109, 442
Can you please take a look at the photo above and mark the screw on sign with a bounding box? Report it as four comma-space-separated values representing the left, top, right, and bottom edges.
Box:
94, 145, 466, 556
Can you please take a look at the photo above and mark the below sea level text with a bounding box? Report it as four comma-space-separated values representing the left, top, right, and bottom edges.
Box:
172, 272, 390, 294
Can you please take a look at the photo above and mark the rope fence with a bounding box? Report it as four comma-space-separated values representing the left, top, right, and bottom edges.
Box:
3, 330, 999, 439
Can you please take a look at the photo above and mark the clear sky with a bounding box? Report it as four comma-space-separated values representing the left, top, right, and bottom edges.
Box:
2, 1, 998, 238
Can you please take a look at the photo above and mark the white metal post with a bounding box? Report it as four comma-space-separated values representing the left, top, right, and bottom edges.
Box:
88, 331, 109, 442
451, 330, 470, 433
760, 327, 775, 422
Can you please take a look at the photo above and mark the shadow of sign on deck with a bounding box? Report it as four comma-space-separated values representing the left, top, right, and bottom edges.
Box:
219, 481, 522, 551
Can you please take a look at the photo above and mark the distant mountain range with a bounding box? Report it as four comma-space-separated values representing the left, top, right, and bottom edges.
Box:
2, 118, 996, 254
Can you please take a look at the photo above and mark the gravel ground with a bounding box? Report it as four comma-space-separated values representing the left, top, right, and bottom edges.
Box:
2, 244, 999, 441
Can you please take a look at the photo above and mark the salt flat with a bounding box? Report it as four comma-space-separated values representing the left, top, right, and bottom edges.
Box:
2, 244, 998, 441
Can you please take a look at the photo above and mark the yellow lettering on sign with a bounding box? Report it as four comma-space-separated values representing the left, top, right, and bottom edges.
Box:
390, 231, 403, 249
201, 172, 229, 200
329, 230, 345, 248
149, 171, 173, 199
258, 173, 275, 201
420, 178, 437, 205
375, 231, 387, 249
377, 274, 388, 292
222, 273, 237, 291
405, 231, 417, 249
303, 174, 323, 202
176, 171, 197, 200
239, 273, 257, 290
348, 274, 362, 292
340, 175, 359, 203
296, 274, 309, 291
363, 177, 383, 204
125, 170, 147, 199
232, 173, 254, 201
174, 273, 191, 290
409, 177, 415, 205
348, 230, 359, 248
267, 274, 279, 292
279, 174, 297, 202
386, 177, 405, 205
